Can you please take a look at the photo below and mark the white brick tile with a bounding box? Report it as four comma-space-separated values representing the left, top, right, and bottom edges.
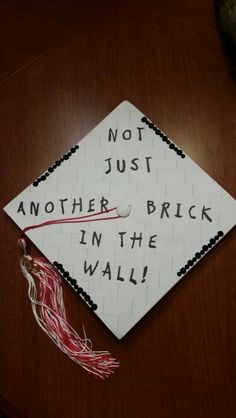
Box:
103, 298, 133, 315
174, 225, 201, 242
193, 182, 222, 198
109, 179, 138, 195
157, 168, 185, 183
138, 182, 165, 196
45, 232, 71, 247
83, 180, 110, 194
57, 179, 84, 193
77, 165, 103, 180
166, 182, 192, 198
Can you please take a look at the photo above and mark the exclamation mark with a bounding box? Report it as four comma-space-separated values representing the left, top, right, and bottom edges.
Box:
141, 266, 148, 283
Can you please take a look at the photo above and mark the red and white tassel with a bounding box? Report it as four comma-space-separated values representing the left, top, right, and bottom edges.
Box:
18, 237, 119, 379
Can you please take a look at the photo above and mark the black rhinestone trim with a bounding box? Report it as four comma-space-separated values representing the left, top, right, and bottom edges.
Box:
33, 144, 79, 187
177, 231, 224, 277
141, 116, 185, 158
53, 261, 97, 310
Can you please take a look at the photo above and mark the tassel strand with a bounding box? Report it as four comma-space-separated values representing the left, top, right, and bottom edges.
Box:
18, 237, 119, 379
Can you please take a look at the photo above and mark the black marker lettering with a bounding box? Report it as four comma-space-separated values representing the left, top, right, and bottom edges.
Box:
45, 201, 54, 213
130, 232, 143, 249
80, 229, 87, 245
145, 156, 152, 173
202, 206, 212, 222
92, 231, 102, 247
72, 198, 82, 214
100, 196, 109, 212
137, 127, 144, 141
88, 198, 95, 212
149, 234, 157, 248
130, 158, 139, 171
175, 203, 183, 218
30, 202, 39, 216
117, 159, 126, 173
141, 266, 148, 283
108, 128, 118, 142
147, 200, 156, 215
118, 231, 126, 247
59, 198, 68, 214
160, 202, 170, 218
84, 260, 99, 276
117, 266, 124, 281
17, 201, 25, 215
129, 268, 137, 285
189, 205, 196, 219
122, 129, 131, 140
105, 158, 112, 174
102, 262, 111, 280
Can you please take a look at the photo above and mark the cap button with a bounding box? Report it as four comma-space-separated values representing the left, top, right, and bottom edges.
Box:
116, 204, 131, 218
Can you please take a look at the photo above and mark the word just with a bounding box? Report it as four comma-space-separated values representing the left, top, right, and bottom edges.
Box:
104, 157, 152, 174
105, 127, 152, 174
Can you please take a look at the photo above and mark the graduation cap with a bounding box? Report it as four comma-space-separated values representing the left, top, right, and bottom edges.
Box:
4, 101, 236, 378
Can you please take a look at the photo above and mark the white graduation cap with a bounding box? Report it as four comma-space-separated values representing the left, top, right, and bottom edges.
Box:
4, 101, 236, 375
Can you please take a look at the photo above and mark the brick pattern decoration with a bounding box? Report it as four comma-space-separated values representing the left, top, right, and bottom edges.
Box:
4, 101, 236, 338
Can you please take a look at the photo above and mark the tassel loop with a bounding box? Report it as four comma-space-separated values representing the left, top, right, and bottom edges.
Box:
18, 237, 27, 255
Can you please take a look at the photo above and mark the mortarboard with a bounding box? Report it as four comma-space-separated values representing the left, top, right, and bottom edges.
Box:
4, 101, 236, 378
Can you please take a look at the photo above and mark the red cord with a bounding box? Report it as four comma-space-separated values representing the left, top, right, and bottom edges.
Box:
21, 207, 120, 237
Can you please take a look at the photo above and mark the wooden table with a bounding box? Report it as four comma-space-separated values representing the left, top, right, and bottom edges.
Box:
1, 1, 236, 417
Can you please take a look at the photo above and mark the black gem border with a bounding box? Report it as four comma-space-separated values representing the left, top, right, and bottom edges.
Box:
177, 231, 224, 277
33, 144, 79, 187
141, 116, 185, 158
53, 261, 97, 311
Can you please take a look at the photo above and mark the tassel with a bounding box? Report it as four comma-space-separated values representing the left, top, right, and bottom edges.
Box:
18, 237, 119, 379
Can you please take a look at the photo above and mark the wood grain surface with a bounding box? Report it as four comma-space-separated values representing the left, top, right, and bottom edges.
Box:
0, 1, 236, 417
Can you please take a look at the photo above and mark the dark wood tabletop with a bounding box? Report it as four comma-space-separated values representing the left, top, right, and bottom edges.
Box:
1, 1, 236, 417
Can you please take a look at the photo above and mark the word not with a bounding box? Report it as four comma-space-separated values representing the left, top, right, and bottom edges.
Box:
108, 127, 144, 142
147, 200, 213, 222
84, 260, 148, 285
104, 157, 152, 174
